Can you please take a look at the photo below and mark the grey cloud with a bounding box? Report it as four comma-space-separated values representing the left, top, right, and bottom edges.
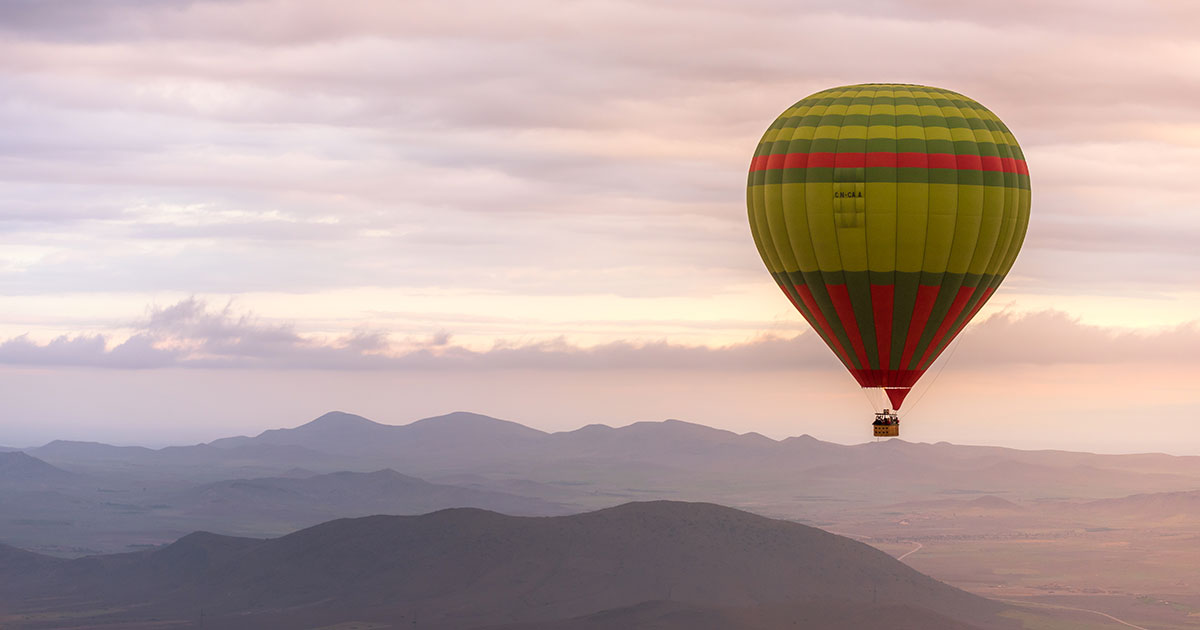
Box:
955, 309, 1200, 366
1, 300, 1196, 371
143, 297, 302, 349
0, 332, 179, 368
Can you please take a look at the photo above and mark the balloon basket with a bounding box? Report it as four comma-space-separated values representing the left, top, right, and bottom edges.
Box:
872, 409, 899, 437
873, 424, 899, 437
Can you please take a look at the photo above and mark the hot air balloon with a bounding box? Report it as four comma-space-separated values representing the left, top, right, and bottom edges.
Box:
747, 84, 1030, 435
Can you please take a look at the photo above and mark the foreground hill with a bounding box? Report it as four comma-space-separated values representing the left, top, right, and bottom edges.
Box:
0, 501, 1013, 630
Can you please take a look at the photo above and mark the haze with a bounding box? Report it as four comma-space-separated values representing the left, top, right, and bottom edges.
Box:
2, 0, 1199, 453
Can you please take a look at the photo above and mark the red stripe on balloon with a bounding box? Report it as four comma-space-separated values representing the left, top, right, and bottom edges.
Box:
886, 387, 912, 409
849, 369, 924, 389
916, 285, 976, 368
870, 284, 894, 374
847, 370, 925, 409
899, 284, 941, 369
792, 284, 855, 367
826, 283, 869, 369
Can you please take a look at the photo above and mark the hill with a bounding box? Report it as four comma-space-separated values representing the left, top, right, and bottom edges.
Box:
1065, 489, 1200, 525
168, 468, 568, 528
27, 439, 347, 481
0, 501, 1014, 630
209, 410, 547, 460
0, 452, 78, 486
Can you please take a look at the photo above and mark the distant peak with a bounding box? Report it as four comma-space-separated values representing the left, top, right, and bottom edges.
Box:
415, 411, 508, 424
600, 499, 725, 513
0, 451, 76, 479
160, 530, 261, 557
969, 495, 1020, 509
300, 411, 381, 428
571, 423, 614, 433
312, 410, 376, 423
363, 468, 421, 481
621, 419, 748, 440
628, 419, 715, 431
42, 439, 106, 447
173, 530, 225, 545
587, 500, 782, 524
407, 411, 547, 435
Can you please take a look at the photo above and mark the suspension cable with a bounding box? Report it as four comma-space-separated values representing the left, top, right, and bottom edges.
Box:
902, 329, 967, 419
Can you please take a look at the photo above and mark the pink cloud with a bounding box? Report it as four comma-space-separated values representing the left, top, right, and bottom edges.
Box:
1, 300, 1196, 371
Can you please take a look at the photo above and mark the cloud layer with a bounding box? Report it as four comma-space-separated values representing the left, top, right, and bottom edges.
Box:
2, 299, 1195, 371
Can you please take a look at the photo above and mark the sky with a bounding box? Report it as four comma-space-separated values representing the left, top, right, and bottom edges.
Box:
2, 0, 1199, 453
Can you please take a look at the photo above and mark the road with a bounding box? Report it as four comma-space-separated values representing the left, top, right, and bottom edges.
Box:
996, 598, 1151, 630
896, 541, 922, 561
891, 542, 1149, 629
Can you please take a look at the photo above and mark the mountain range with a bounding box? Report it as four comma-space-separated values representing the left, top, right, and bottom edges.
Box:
28, 411, 1200, 503
5, 410, 1200, 556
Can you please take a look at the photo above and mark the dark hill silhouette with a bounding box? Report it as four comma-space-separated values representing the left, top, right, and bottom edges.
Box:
0, 501, 1014, 630
30, 440, 155, 461
0, 541, 63, 575
0, 452, 77, 485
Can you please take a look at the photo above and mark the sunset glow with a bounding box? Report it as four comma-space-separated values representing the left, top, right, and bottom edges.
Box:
2, 1, 1199, 452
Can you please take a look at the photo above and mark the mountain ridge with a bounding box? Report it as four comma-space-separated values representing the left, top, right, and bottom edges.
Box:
0, 501, 1013, 630
24, 410, 1200, 507
31, 410, 1200, 464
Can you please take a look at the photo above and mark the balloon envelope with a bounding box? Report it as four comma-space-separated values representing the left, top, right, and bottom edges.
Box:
747, 84, 1030, 409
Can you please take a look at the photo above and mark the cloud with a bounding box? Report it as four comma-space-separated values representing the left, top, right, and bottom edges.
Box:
1, 0, 1199, 307
0, 298, 830, 370
1, 299, 1196, 372
954, 309, 1200, 366
0, 332, 179, 368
